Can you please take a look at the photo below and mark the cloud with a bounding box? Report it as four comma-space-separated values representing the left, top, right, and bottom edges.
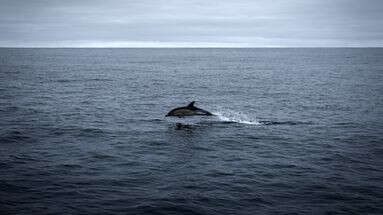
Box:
0, 0, 382, 47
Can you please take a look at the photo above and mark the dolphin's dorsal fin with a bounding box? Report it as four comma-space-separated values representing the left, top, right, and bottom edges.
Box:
187, 101, 195, 107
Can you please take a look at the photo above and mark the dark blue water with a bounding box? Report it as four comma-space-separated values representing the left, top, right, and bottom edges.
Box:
1, 48, 382, 214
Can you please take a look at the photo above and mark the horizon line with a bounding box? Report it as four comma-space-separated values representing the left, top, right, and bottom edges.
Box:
1, 46, 382, 48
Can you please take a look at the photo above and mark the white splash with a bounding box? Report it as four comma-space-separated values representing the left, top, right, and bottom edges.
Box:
213, 109, 261, 125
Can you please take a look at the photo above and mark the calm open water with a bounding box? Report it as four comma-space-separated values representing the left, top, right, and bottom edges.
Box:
0, 48, 382, 214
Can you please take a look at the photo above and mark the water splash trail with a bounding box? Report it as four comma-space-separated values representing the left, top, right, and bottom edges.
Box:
213, 109, 261, 125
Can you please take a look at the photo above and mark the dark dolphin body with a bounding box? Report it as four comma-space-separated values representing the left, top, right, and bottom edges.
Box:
165, 101, 213, 117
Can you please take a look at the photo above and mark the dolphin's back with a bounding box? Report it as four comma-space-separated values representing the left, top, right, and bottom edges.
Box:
165, 102, 213, 117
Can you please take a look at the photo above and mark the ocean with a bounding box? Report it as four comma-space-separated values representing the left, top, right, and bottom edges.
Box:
0, 48, 382, 214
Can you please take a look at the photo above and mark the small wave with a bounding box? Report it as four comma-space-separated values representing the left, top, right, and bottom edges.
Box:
0, 130, 34, 144
213, 110, 261, 125
259, 120, 312, 126
54, 78, 113, 83
49, 126, 108, 138
55, 79, 73, 83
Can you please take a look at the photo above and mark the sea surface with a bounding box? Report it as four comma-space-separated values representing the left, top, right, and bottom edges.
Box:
0, 48, 382, 214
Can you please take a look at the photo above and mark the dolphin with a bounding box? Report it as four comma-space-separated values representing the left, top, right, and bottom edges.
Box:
165, 101, 214, 117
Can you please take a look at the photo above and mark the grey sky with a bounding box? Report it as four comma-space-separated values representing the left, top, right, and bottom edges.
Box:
0, 0, 382, 47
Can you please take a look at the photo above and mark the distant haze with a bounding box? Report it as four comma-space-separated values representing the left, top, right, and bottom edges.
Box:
1, 0, 382, 47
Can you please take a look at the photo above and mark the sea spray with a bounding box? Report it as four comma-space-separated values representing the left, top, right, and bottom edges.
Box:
212, 109, 261, 125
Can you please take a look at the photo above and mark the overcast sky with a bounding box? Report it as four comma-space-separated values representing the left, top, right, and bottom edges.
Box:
0, 0, 382, 47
